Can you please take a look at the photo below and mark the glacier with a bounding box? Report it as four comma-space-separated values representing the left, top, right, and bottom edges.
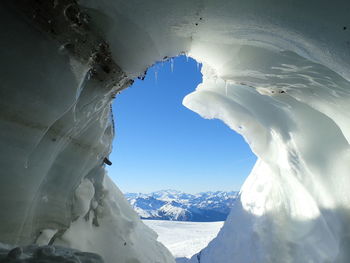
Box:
1, 0, 350, 263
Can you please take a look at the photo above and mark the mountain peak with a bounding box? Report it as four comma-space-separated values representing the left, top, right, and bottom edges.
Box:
125, 190, 239, 222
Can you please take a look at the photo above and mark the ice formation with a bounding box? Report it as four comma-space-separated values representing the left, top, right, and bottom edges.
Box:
1, 0, 350, 262
0, 1, 173, 263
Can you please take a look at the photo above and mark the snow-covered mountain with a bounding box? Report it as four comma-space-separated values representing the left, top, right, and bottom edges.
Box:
125, 190, 238, 222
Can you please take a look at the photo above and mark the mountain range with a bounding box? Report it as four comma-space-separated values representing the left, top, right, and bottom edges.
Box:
124, 190, 239, 222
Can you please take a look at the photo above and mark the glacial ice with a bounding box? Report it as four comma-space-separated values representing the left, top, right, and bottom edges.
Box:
0, 2, 173, 263
1, 0, 350, 262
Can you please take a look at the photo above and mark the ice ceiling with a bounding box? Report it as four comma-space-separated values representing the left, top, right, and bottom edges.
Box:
0, 0, 350, 263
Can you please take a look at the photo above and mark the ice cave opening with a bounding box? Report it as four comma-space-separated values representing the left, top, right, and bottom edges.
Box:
108, 55, 256, 195
1, 1, 350, 263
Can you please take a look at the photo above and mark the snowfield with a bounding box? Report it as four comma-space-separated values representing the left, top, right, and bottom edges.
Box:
143, 220, 223, 260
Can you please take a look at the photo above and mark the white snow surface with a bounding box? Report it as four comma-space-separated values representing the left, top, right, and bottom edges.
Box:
143, 220, 223, 260
54, 176, 174, 263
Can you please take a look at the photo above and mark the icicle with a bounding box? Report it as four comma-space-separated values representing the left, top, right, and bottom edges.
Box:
154, 70, 158, 83
197, 62, 200, 71
24, 159, 28, 169
170, 58, 174, 72
225, 81, 228, 96
58, 43, 70, 55
185, 53, 189, 62
72, 104, 77, 122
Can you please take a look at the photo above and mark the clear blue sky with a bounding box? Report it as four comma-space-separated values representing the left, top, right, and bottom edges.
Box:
107, 55, 256, 194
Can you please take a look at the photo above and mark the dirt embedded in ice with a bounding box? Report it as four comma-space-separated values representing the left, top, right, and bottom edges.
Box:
0, 244, 103, 263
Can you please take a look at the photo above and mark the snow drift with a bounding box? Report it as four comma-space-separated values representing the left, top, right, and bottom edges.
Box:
1, 0, 350, 262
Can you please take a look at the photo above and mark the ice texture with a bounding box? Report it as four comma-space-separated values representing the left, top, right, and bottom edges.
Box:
0, 2, 173, 263
1, 0, 350, 262
54, 176, 174, 263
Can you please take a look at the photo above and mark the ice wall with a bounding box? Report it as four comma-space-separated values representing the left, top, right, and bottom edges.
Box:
184, 59, 350, 263
0, 1, 173, 263
1, 0, 350, 262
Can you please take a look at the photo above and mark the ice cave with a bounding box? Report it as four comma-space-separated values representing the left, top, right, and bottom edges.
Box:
1, 0, 350, 262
